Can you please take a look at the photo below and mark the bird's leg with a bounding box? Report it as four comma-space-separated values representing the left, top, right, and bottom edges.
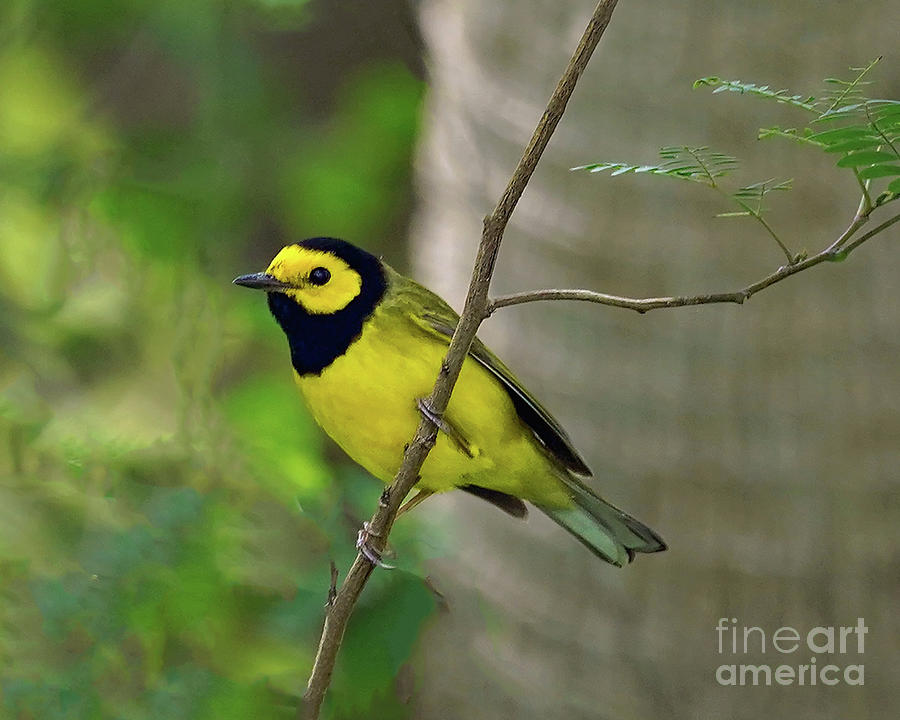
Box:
396, 489, 434, 518
360, 487, 432, 568
356, 521, 394, 569
416, 398, 474, 458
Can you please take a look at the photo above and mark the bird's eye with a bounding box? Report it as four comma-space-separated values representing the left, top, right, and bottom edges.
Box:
308, 267, 331, 286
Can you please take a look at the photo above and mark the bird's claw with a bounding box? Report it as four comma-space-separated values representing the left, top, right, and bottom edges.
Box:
416, 398, 474, 458
416, 397, 442, 426
356, 521, 394, 569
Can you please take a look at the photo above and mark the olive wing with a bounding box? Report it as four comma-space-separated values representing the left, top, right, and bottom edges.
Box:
387, 272, 592, 476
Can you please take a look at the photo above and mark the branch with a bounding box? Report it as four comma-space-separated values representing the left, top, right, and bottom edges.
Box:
298, 2, 620, 718
487, 210, 899, 316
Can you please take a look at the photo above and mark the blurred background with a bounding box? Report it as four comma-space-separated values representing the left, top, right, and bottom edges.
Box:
0, 1, 897, 719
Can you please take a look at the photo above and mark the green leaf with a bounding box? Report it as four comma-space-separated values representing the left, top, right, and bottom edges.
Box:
758, 126, 824, 147
836, 150, 898, 167
735, 178, 793, 194
815, 103, 870, 120
822, 137, 882, 153
808, 126, 877, 144
574, 147, 739, 187
874, 117, 900, 134
858, 164, 900, 179
728, 178, 792, 218
819, 57, 882, 115
871, 102, 900, 125
888, 178, 900, 193
695, 77, 819, 112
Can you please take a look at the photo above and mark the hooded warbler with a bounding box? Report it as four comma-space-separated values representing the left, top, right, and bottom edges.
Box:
234, 237, 666, 566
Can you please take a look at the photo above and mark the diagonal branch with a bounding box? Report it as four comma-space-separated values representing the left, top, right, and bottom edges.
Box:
298, 2, 621, 718
487, 210, 900, 315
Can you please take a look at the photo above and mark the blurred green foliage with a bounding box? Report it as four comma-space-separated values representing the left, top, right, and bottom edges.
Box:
0, 1, 431, 717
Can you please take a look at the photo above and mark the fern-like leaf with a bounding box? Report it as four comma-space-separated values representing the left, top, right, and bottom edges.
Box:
702, 60, 899, 190
579, 62, 899, 224
726, 178, 793, 220
803, 99, 900, 180
757, 126, 824, 147
820, 57, 882, 115
573, 146, 738, 187
866, 101, 900, 158
732, 178, 793, 202
693, 77, 818, 112
575, 148, 793, 258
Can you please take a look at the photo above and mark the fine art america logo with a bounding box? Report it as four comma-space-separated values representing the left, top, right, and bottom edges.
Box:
715, 618, 867, 687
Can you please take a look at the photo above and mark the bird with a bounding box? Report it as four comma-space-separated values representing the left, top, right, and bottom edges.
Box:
233, 237, 666, 567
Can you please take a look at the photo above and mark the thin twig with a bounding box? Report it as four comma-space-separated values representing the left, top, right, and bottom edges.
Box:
298, 2, 620, 718
840, 211, 900, 253
487, 210, 899, 316
852, 171, 873, 214
750, 209, 795, 263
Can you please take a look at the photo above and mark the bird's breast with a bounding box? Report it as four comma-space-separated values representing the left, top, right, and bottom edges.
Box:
293, 306, 568, 504
294, 312, 455, 486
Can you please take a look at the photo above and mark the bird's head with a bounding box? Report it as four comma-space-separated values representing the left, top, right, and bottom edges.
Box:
233, 237, 384, 314
233, 238, 388, 374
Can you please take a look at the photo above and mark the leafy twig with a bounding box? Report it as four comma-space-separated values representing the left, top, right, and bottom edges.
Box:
298, 2, 621, 718
486, 210, 899, 316
728, 197, 794, 263
692, 77, 819, 113
854, 171, 874, 211
866, 103, 900, 158
822, 57, 881, 116
577, 147, 796, 262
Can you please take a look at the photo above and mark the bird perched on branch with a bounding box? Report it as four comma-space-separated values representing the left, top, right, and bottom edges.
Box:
234, 237, 666, 566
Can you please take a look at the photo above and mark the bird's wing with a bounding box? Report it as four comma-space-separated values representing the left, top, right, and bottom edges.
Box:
389, 271, 592, 476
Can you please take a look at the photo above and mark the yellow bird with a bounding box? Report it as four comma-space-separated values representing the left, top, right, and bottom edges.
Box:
234, 238, 665, 566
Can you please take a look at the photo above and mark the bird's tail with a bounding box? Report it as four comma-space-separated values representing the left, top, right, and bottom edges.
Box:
537, 475, 666, 567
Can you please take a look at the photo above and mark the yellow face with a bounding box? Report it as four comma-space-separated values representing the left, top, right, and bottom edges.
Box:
265, 244, 363, 314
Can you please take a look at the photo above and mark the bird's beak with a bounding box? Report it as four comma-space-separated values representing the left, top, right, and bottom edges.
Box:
232, 272, 291, 291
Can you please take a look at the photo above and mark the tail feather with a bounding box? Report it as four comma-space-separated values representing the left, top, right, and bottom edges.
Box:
538, 476, 666, 567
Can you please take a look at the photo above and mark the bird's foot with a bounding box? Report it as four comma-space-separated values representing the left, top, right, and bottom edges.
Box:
415, 397, 441, 426
356, 521, 394, 569
396, 489, 434, 518
415, 398, 474, 458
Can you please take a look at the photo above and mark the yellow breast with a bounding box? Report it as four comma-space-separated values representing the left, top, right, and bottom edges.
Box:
294, 303, 569, 505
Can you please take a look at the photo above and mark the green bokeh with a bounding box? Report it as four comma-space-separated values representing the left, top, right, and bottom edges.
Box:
0, 1, 428, 717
